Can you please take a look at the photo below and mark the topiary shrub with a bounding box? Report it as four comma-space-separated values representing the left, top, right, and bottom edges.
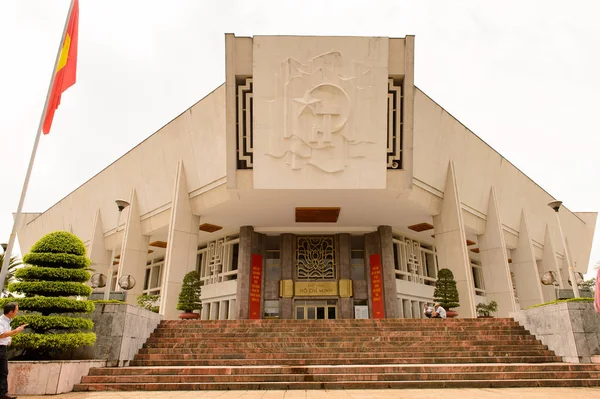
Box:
433, 268, 460, 310
4, 231, 95, 356
176, 271, 202, 313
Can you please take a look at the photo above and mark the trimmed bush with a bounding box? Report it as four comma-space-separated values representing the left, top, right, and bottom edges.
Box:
8, 281, 92, 297
11, 315, 93, 331
433, 268, 460, 310
176, 271, 202, 313
29, 231, 86, 255
12, 332, 96, 352
9, 231, 96, 357
0, 297, 94, 313
15, 267, 90, 283
23, 252, 90, 269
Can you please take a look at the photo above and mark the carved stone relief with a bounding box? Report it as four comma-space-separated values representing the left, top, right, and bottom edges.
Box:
253, 36, 388, 189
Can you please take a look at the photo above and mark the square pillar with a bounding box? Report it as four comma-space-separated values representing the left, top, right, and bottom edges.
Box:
279, 234, 294, 319
338, 233, 353, 319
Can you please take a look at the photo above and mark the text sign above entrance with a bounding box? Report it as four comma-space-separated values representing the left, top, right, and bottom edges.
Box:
294, 281, 338, 296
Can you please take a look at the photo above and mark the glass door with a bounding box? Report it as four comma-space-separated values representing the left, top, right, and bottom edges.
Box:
294, 300, 337, 320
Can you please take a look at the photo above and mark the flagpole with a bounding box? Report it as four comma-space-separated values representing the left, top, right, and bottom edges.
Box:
0, 0, 76, 296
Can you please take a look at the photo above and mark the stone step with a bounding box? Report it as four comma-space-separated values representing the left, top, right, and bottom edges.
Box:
142, 339, 542, 349
73, 378, 600, 391
154, 325, 527, 333
150, 330, 529, 338
133, 350, 554, 361
88, 363, 600, 376
81, 370, 600, 384
143, 335, 539, 344
128, 355, 562, 366
138, 344, 549, 354
159, 318, 519, 324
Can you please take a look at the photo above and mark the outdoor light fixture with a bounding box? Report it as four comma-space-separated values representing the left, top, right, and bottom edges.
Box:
548, 200, 580, 297
118, 275, 136, 290
104, 199, 131, 300
540, 271, 559, 286
90, 273, 107, 288
568, 272, 585, 287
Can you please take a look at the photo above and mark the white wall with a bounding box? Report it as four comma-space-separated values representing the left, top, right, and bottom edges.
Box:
18, 85, 227, 252
413, 88, 596, 272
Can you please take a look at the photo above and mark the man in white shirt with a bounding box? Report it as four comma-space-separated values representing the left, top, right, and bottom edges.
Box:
432, 303, 447, 319
0, 303, 28, 399
423, 303, 433, 318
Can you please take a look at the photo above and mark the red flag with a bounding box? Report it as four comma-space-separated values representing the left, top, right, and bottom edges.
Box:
43, 0, 79, 135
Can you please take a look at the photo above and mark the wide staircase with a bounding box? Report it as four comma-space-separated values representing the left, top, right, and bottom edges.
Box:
74, 318, 600, 390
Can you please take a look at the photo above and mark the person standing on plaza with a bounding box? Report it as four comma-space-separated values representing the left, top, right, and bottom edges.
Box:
0, 303, 28, 399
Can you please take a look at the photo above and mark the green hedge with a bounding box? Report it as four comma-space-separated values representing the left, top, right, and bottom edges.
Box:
23, 252, 90, 269
11, 332, 96, 352
526, 297, 594, 309
29, 231, 86, 256
11, 315, 93, 331
15, 267, 90, 283
0, 297, 94, 314
9, 281, 92, 297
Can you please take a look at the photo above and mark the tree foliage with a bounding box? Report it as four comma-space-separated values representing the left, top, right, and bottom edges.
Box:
433, 268, 460, 309
0, 254, 23, 296
176, 271, 202, 312
8, 231, 96, 356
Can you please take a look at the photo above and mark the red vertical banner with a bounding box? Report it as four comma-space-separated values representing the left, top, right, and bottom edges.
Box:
249, 254, 263, 319
369, 254, 385, 319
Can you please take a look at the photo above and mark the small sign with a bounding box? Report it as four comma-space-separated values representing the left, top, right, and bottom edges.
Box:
294, 281, 338, 296
369, 254, 385, 319
354, 305, 369, 319
249, 254, 263, 319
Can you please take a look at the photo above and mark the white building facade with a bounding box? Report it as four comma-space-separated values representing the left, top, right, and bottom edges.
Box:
16, 35, 597, 320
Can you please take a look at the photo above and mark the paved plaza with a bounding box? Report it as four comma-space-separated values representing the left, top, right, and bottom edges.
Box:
20, 388, 600, 399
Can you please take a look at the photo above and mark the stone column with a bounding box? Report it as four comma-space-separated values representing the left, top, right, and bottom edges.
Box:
512, 210, 545, 308
161, 161, 200, 319
280, 234, 294, 319
88, 209, 111, 289
338, 233, 353, 319
378, 226, 398, 318
219, 300, 229, 320
117, 190, 150, 307
201, 304, 209, 320
235, 226, 254, 319
228, 299, 236, 320
432, 162, 476, 318
477, 187, 517, 317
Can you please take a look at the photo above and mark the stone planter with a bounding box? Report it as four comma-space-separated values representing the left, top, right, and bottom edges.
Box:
511, 301, 600, 363
8, 360, 106, 395
178, 311, 200, 319
446, 309, 458, 318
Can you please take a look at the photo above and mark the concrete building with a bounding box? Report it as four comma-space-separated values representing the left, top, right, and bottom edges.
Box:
16, 35, 597, 320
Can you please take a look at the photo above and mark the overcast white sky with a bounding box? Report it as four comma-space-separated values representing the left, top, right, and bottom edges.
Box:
0, 0, 598, 276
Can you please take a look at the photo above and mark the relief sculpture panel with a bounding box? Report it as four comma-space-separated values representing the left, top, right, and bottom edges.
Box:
254, 36, 389, 189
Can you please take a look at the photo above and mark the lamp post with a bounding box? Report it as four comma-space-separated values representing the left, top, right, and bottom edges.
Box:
548, 200, 580, 298
103, 200, 130, 300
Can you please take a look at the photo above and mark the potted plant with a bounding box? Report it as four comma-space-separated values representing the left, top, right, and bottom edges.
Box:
433, 268, 460, 318
476, 301, 498, 318
176, 271, 202, 319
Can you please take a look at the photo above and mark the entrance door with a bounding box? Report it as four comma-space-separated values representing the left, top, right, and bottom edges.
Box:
294, 300, 337, 320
